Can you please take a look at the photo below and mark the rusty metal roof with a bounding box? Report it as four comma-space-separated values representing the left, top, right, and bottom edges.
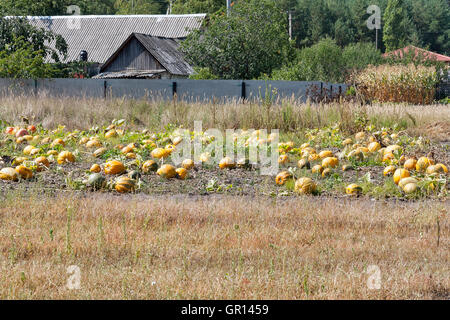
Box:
26, 14, 206, 63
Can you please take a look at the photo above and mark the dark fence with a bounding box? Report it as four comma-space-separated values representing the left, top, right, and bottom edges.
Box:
0, 78, 348, 103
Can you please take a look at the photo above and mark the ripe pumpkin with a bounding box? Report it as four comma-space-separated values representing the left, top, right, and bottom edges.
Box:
342, 164, 352, 171
398, 177, 418, 190
319, 150, 333, 159
51, 138, 65, 148
104, 160, 125, 175
278, 154, 289, 164
47, 149, 58, 156
182, 159, 195, 170
403, 158, 417, 170
57, 151, 75, 164
308, 153, 320, 162
35, 156, 50, 172
294, 177, 317, 195
403, 183, 417, 194
176, 168, 188, 180
105, 129, 117, 138
15, 165, 33, 179
151, 148, 169, 159
79, 137, 89, 145
23, 145, 35, 155
355, 132, 365, 141
142, 160, 158, 173
385, 145, 402, 154
321, 157, 339, 168
86, 139, 102, 148
0, 167, 19, 181
393, 168, 410, 185
12, 157, 27, 166
157, 164, 176, 179
346, 183, 362, 195
368, 142, 381, 152
311, 164, 324, 175
342, 138, 352, 146
416, 157, 433, 172
322, 168, 332, 177
275, 171, 291, 185
382, 152, 395, 164
93, 147, 107, 158
219, 157, 236, 170
115, 177, 136, 193
297, 158, 310, 169
348, 150, 364, 161
383, 165, 396, 176
90, 164, 101, 173
434, 163, 448, 174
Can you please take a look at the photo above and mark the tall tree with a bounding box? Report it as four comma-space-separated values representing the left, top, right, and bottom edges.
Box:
114, 0, 169, 14
383, 0, 411, 51
171, 0, 223, 14
181, 0, 295, 79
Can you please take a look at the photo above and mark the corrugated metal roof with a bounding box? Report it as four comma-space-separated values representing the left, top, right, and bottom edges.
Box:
25, 14, 206, 63
93, 70, 166, 79
133, 33, 194, 75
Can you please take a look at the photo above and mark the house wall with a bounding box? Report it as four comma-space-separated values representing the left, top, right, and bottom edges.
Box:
103, 38, 165, 73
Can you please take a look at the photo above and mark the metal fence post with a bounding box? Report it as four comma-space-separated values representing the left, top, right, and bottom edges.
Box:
172, 81, 177, 97
241, 81, 246, 101
103, 80, 107, 99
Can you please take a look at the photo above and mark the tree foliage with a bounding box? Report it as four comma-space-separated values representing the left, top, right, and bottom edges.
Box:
180, 0, 295, 80
383, 0, 411, 52
172, 0, 223, 14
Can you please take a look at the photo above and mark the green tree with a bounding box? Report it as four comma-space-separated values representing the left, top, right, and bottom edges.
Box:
0, 36, 56, 78
0, 17, 67, 62
114, 0, 168, 14
171, 0, 223, 14
180, 0, 294, 80
383, 0, 411, 51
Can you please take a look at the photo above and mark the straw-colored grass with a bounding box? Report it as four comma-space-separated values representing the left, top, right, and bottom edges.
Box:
0, 192, 448, 299
0, 95, 449, 139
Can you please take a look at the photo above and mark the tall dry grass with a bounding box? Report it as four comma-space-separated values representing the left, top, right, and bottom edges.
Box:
0, 192, 448, 299
0, 95, 449, 137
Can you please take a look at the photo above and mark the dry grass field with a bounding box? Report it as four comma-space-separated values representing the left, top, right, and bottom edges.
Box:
0, 96, 448, 299
0, 193, 448, 299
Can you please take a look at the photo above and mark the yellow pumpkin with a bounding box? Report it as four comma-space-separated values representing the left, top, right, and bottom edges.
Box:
275, 171, 291, 185
35, 156, 50, 172
12, 157, 27, 166
93, 147, 107, 158
104, 160, 125, 175
219, 157, 235, 169
294, 177, 317, 195
79, 137, 89, 145
382, 152, 395, 164
86, 139, 102, 148
23, 145, 35, 155
322, 168, 332, 177
157, 164, 176, 179
151, 147, 169, 159
278, 154, 289, 164
368, 141, 381, 152
142, 160, 158, 173
125, 152, 136, 159
403, 183, 417, 194
319, 150, 333, 159
434, 163, 448, 174
342, 138, 352, 146
105, 129, 117, 138
182, 159, 195, 170
321, 157, 339, 168
51, 138, 65, 147
90, 164, 101, 173
398, 177, 418, 190
308, 153, 320, 162
0, 167, 19, 181
47, 150, 58, 156
176, 168, 188, 180
403, 158, 417, 170
385, 144, 402, 154
57, 151, 75, 164
15, 165, 33, 179
297, 158, 309, 169
311, 164, 324, 175
121, 145, 134, 154
416, 157, 432, 172
383, 165, 396, 176
115, 177, 136, 193
348, 150, 364, 161
355, 131, 365, 141
393, 168, 410, 185
346, 183, 362, 195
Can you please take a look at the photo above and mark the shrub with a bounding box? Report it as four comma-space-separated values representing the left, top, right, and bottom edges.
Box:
355, 63, 439, 104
